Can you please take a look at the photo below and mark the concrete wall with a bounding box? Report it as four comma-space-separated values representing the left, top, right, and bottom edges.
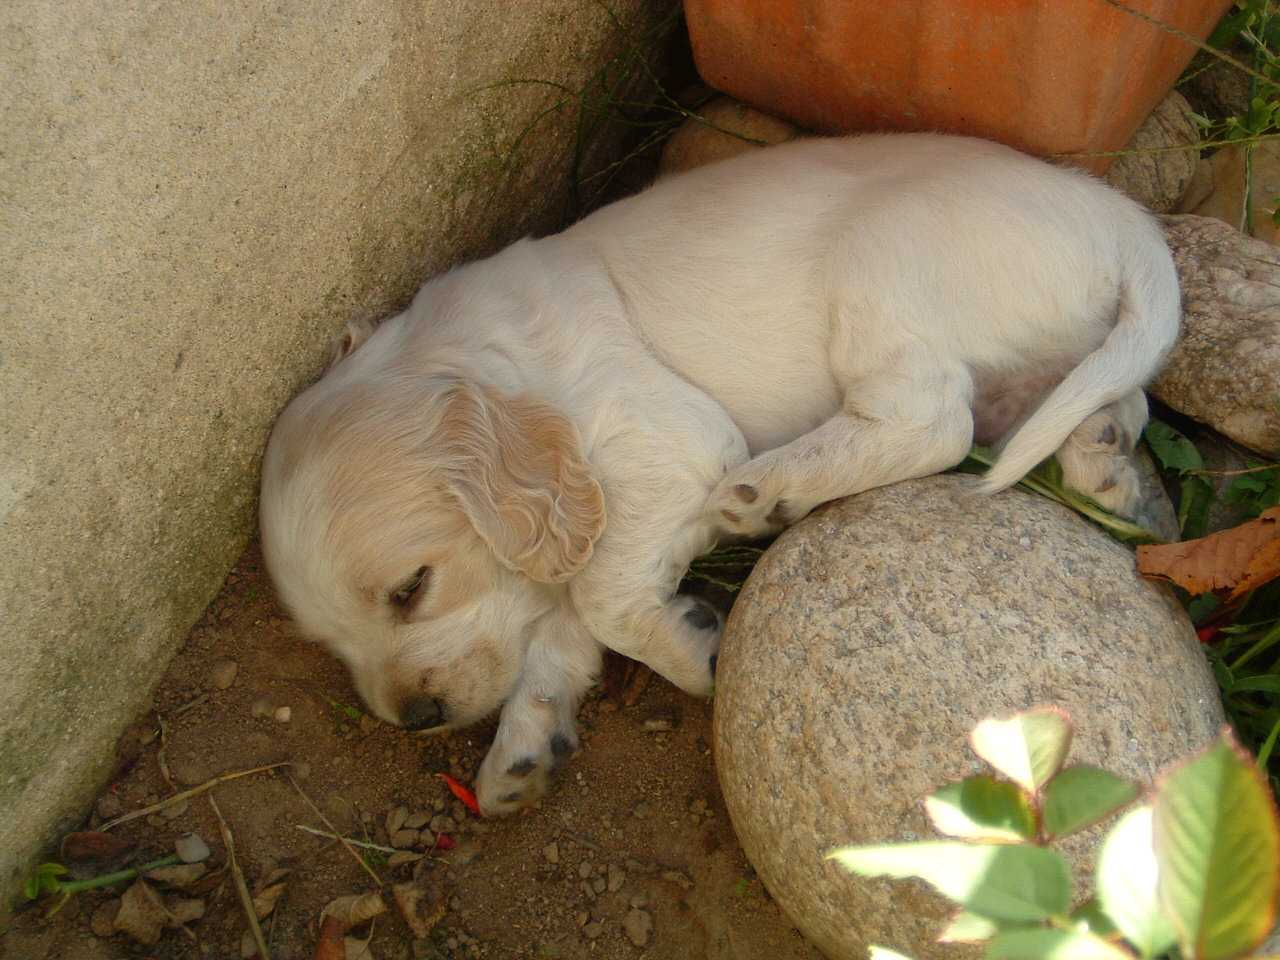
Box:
0, 0, 666, 900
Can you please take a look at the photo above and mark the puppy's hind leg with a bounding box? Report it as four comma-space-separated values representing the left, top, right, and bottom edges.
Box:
707, 350, 976, 537
1054, 389, 1149, 518
475, 608, 601, 817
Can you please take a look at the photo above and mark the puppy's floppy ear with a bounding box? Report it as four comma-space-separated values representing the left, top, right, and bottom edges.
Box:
438, 382, 605, 583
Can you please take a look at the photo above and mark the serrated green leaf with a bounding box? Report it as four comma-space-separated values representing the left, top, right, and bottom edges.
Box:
938, 911, 1002, 943
868, 947, 916, 960
1097, 806, 1178, 959
925, 776, 1037, 842
985, 928, 1134, 960
1070, 900, 1118, 938
1153, 732, 1280, 960
828, 841, 1071, 923
1042, 766, 1138, 838
971, 709, 1073, 793
1146, 422, 1204, 475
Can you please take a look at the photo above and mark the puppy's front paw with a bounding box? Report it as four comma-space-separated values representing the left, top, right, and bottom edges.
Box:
475, 726, 577, 817
666, 595, 722, 698
706, 459, 798, 538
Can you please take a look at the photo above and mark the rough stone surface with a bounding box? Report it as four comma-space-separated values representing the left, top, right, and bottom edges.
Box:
1191, 141, 1280, 244
1154, 215, 1280, 457
0, 0, 668, 903
659, 96, 800, 177
714, 476, 1224, 960
1181, 57, 1251, 121
1105, 91, 1200, 213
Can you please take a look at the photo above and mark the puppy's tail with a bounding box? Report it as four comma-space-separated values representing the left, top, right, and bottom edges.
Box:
977, 218, 1180, 495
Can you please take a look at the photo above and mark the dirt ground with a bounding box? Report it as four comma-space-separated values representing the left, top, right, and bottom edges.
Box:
2, 542, 823, 960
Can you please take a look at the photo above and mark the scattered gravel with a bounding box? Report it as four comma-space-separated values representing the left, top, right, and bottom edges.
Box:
273, 706, 291, 723
542, 842, 559, 865
607, 863, 625, 892
387, 806, 409, 835
583, 921, 605, 940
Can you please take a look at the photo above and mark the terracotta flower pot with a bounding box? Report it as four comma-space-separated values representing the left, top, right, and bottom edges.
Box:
684, 0, 1233, 173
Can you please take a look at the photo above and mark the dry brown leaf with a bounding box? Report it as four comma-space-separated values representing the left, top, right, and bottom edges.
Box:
391, 880, 446, 939
61, 831, 134, 878
253, 880, 289, 920
314, 914, 347, 960
1136, 507, 1280, 600
321, 891, 386, 925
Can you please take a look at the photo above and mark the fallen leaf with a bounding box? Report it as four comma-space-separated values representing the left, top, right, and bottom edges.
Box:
113, 880, 167, 945
314, 914, 347, 960
252, 880, 288, 919
436, 774, 481, 816
61, 831, 134, 878
392, 880, 447, 939
321, 891, 386, 925
1137, 507, 1280, 600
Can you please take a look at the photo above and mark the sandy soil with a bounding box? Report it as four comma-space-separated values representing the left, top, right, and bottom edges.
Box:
2, 543, 823, 960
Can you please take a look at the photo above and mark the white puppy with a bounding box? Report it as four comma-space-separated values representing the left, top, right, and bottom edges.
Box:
259, 134, 1179, 814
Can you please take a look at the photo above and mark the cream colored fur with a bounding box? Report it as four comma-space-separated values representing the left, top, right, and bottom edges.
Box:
259, 133, 1179, 815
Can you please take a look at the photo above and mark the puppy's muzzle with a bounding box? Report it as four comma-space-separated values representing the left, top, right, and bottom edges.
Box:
401, 696, 447, 731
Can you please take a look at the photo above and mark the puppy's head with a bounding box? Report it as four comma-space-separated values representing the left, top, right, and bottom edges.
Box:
260, 347, 605, 730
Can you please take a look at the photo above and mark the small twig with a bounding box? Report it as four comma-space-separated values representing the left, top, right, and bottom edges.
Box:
285, 773, 383, 887
209, 794, 271, 960
156, 716, 176, 792
294, 825, 397, 855
100, 762, 291, 831
1189, 463, 1280, 478
171, 693, 209, 717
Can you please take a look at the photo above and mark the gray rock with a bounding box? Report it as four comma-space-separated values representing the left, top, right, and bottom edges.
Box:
1155, 215, 1280, 458
0, 0, 673, 901
208, 659, 239, 690
714, 476, 1224, 960
1105, 91, 1200, 213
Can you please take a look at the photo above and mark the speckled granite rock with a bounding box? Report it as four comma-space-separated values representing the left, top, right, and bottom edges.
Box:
659, 96, 799, 177
1155, 215, 1280, 458
714, 476, 1223, 960
1105, 91, 1200, 213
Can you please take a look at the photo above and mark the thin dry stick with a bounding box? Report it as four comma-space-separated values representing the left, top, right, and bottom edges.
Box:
1190, 463, 1280, 478
155, 717, 176, 792
294, 825, 398, 855
285, 773, 383, 887
100, 762, 291, 831
209, 793, 271, 960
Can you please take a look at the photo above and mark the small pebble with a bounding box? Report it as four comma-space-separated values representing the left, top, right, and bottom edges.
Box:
629, 893, 648, 909
91, 899, 120, 937
209, 659, 239, 690
623, 908, 654, 947
175, 833, 211, 863
607, 863, 625, 892
387, 806, 409, 836
580, 880, 596, 901
430, 815, 457, 834
583, 921, 605, 940
96, 794, 124, 820
273, 706, 292, 723
642, 716, 676, 732
404, 811, 430, 830
662, 869, 693, 890
250, 697, 274, 719
391, 829, 421, 849
632, 802, 650, 820
591, 876, 606, 894
578, 860, 594, 879
160, 799, 190, 821
576, 911, 590, 927
542, 842, 560, 865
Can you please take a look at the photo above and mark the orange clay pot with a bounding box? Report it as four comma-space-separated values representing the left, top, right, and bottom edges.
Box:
684, 0, 1233, 173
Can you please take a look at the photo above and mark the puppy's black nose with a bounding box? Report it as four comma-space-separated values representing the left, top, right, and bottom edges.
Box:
401, 697, 446, 731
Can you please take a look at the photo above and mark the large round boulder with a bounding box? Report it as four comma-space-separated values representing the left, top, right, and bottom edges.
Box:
714, 476, 1224, 960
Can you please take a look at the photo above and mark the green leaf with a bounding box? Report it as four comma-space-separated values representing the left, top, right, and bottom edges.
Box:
1228, 674, 1280, 695
1153, 731, 1280, 960
828, 841, 1071, 923
1179, 475, 1214, 541
868, 947, 917, 960
925, 776, 1037, 842
1096, 806, 1178, 959
970, 709, 1073, 793
1070, 900, 1118, 938
1042, 766, 1138, 838
984, 928, 1134, 960
1146, 421, 1204, 475
938, 911, 1002, 944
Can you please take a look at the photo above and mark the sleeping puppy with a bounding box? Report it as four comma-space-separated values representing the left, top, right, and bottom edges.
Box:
259, 133, 1179, 815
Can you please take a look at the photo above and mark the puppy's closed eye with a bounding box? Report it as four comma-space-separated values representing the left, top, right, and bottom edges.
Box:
390, 565, 432, 616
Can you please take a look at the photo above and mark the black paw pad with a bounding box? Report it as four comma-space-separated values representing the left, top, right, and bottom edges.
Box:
507, 757, 537, 776
499, 791, 523, 804
709, 654, 718, 677
549, 733, 574, 770
683, 603, 718, 631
